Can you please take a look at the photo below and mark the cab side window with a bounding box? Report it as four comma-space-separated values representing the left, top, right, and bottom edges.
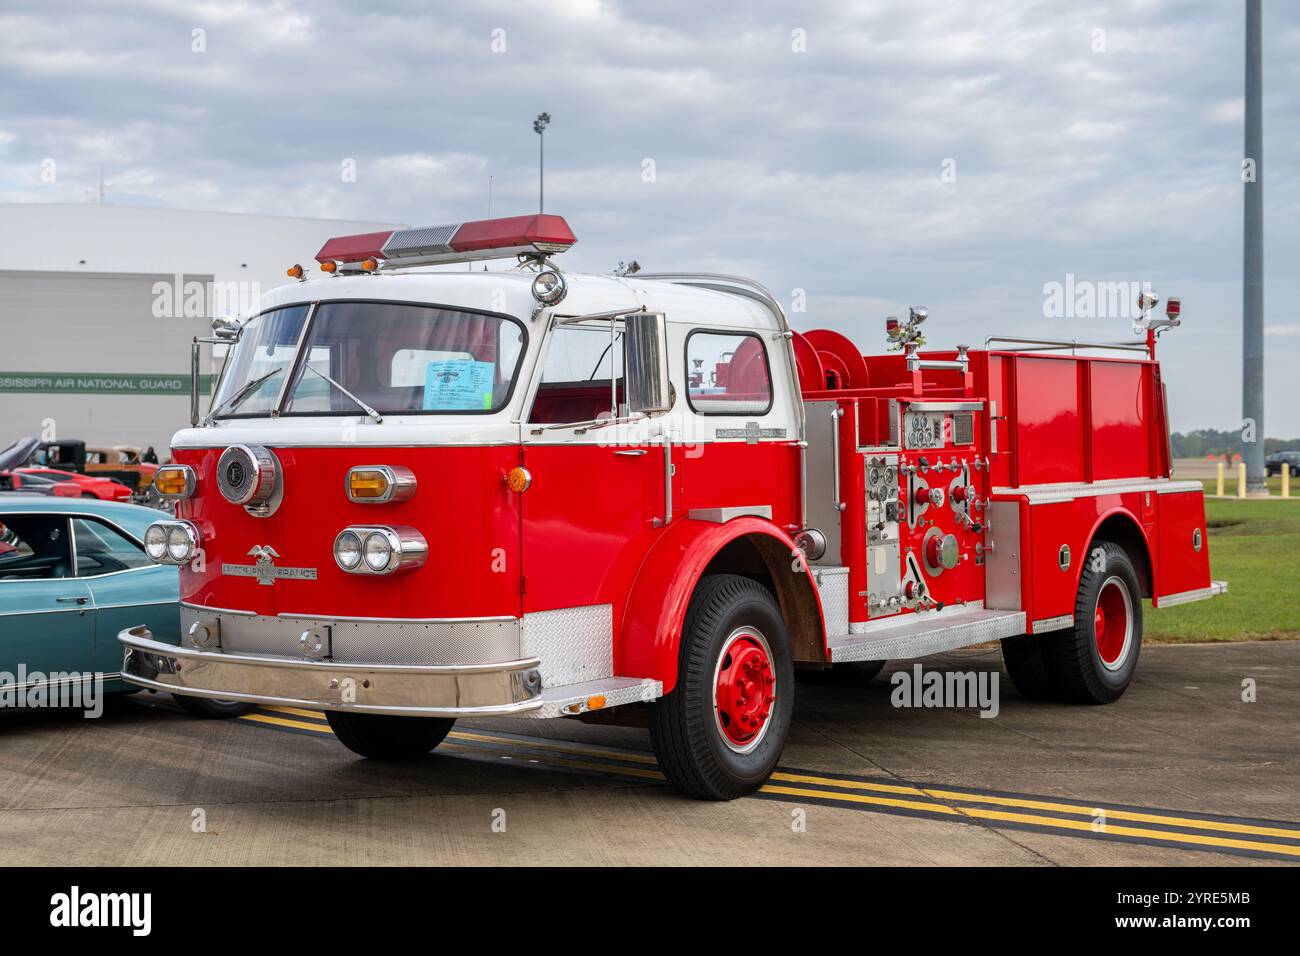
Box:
529, 324, 625, 424
685, 330, 773, 415
72, 518, 151, 576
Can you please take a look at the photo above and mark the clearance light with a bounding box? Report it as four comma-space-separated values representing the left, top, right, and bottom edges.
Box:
287, 263, 304, 279
321, 261, 338, 274
360, 258, 379, 273
144, 519, 201, 566
314, 214, 577, 269
153, 465, 197, 499
346, 465, 416, 503
505, 466, 532, 493
334, 525, 427, 575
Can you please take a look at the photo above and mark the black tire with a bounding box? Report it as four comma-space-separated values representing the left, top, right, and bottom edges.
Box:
649, 574, 795, 800
1038, 541, 1142, 704
1000, 634, 1057, 700
172, 694, 255, 719
796, 659, 886, 684
325, 710, 455, 760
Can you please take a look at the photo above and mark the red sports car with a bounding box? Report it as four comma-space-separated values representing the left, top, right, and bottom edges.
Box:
12, 467, 133, 501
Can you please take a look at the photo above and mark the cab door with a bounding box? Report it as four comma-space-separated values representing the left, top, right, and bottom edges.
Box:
519, 319, 673, 614
0, 513, 96, 683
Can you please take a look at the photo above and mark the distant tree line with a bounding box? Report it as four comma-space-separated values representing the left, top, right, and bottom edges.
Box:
1170, 429, 1300, 458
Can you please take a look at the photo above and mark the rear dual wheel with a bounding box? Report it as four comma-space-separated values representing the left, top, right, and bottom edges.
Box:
1000, 541, 1142, 704
650, 574, 795, 800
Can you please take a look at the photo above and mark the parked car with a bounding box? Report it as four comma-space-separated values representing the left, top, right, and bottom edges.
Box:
1265, 451, 1300, 477
0, 440, 75, 497
0, 495, 251, 718
84, 445, 161, 498
12, 466, 132, 501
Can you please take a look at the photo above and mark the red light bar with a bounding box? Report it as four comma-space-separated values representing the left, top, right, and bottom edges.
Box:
314, 230, 395, 265
314, 214, 576, 266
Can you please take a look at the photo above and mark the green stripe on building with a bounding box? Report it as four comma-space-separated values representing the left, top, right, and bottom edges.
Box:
0, 372, 215, 395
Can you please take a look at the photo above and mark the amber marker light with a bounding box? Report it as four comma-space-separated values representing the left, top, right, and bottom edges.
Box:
153, 465, 196, 499
321, 261, 338, 273
360, 257, 379, 273
286, 263, 304, 279
505, 466, 532, 493
346, 465, 415, 504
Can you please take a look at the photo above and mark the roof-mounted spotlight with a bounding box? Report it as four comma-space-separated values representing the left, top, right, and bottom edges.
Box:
531, 268, 568, 306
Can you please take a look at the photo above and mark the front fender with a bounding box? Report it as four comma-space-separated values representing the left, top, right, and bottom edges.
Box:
617, 517, 826, 694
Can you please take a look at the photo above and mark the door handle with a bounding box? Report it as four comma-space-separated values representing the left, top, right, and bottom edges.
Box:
613, 449, 647, 457
56, 596, 89, 605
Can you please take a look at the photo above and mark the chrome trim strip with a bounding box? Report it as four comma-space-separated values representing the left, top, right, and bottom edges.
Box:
182, 601, 517, 626
1157, 580, 1229, 608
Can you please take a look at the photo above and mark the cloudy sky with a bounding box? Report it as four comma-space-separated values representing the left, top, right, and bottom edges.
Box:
1, 0, 1296, 435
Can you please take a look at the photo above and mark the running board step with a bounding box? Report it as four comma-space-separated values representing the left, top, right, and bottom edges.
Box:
827, 607, 1027, 663
529, 676, 663, 719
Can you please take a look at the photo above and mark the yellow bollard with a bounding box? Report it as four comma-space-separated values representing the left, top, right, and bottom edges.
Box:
1216, 461, 1225, 497
1238, 462, 1247, 498
1284, 466, 1291, 499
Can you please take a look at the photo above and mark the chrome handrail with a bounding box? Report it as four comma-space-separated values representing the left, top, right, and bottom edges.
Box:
983, 336, 1149, 355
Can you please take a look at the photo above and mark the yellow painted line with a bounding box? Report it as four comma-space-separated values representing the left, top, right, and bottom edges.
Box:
240, 712, 331, 733
762, 783, 961, 816
261, 705, 329, 721
449, 730, 659, 765
772, 771, 1300, 841
763, 784, 1300, 858
959, 805, 1300, 858
237, 713, 1300, 852
915, 785, 1300, 840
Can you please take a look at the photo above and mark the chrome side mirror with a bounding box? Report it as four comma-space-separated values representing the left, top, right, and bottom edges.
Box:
623, 311, 671, 415
211, 315, 241, 341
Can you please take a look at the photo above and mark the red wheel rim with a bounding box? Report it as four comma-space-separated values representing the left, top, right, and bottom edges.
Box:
713, 628, 776, 753
1093, 577, 1132, 670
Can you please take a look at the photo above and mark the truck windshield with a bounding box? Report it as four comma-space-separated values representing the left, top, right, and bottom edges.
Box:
212, 301, 526, 418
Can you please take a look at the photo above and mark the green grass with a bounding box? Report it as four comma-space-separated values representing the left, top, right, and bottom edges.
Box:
1145, 496, 1300, 642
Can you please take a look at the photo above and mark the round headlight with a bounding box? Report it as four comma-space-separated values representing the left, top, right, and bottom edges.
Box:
531, 269, 567, 306
144, 523, 169, 561
363, 531, 393, 572
166, 523, 195, 563
334, 530, 363, 570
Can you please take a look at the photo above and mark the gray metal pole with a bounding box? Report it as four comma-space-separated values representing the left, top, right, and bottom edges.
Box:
539, 130, 544, 214
1243, 0, 1265, 492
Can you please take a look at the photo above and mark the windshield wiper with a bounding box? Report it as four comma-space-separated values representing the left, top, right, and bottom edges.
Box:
302, 364, 384, 424
205, 367, 283, 424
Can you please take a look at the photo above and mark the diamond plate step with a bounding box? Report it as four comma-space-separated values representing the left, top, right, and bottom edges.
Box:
529, 676, 663, 719
827, 606, 1027, 663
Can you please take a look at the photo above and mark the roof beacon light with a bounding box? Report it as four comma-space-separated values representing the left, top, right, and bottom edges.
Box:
1165, 297, 1181, 323
314, 214, 576, 270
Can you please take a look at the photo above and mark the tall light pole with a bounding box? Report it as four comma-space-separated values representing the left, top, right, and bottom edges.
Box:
533, 112, 551, 213
1243, 0, 1265, 492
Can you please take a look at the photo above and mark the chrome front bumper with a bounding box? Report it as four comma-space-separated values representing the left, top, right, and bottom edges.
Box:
118, 626, 544, 718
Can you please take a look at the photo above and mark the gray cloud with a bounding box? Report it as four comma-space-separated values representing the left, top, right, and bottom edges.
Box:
1, 0, 1296, 434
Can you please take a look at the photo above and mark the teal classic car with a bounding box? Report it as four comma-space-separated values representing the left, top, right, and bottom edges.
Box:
0, 495, 249, 718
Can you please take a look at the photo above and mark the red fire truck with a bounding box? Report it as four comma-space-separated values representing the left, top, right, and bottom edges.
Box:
120, 214, 1226, 799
